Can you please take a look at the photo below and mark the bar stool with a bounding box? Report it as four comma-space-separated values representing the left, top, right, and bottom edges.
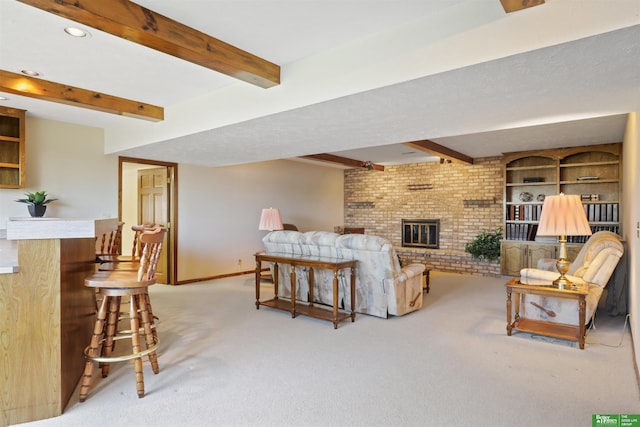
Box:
79, 226, 166, 401
97, 225, 165, 340
98, 224, 159, 272
95, 221, 124, 259
97, 223, 155, 265
94, 222, 125, 310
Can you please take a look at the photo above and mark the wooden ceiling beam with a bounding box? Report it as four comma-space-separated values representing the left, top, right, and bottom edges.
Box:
301, 153, 385, 171
499, 0, 545, 13
18, 0, 280, 89
403, 139, 474, 165
0, 70, 164, 121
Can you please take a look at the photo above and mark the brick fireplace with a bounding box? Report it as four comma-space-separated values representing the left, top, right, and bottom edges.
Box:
343, 157, 503, 276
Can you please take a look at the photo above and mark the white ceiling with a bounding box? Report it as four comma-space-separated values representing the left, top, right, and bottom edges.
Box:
1, 0, 639, 167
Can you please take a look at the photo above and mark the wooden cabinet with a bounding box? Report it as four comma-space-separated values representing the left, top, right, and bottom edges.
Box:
500, 241, 582, 276
501, 143, 621, 275
0, 106, 26, 188
501, 242, 557, 276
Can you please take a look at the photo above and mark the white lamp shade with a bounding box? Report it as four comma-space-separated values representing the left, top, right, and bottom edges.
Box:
536, 194, 592, 236
258, 208, 283, 231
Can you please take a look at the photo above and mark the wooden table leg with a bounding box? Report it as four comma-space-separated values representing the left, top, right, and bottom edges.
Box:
506, 287, 513, 336
308, 268, 315, 306
578, 295, 586, 349
350, 266, 356, 322
273, 263, 279, 300
332, 269, 339, 329
424, 269, 430, 293
255, 259, 261, 309
290, 265, 296, 318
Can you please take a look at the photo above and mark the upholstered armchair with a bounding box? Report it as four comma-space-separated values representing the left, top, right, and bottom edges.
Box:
519, 231, 624, 326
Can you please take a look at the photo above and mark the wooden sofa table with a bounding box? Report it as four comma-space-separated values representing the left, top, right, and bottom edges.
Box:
505, 277, 589, 349
255, 252, 356, 329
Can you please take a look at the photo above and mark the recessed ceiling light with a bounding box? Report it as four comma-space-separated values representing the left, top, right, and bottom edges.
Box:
0, 96, 8, 101
64, 27, 91, 38
21, 69, 41, 77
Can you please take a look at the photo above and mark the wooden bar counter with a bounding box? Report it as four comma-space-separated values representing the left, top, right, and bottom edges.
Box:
0, 218, 117, 426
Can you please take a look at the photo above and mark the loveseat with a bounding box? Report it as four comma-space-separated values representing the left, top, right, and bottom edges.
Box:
262, 230, 425, 318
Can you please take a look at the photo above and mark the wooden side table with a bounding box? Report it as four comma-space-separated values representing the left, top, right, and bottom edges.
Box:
255, 252, 357, 329
505, 277, 589, 349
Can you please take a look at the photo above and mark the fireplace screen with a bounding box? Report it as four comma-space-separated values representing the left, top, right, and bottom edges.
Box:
402, 219, 440, 249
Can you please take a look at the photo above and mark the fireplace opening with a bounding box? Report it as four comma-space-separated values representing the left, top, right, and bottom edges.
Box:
402, 219, 440, 249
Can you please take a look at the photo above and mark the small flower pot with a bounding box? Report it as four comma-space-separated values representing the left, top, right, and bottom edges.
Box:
28, 205, 47, 217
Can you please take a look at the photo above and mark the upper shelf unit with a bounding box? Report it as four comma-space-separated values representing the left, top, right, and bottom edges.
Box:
0, 106, 26, 188
503, 143, 621, 243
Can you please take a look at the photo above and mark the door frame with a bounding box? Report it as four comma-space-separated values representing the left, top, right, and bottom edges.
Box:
118, 156, 178, 285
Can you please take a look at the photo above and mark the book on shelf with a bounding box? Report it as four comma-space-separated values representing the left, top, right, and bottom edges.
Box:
506, 222, 538, 241
506, 204, 543, 221
584, 202, 619, 222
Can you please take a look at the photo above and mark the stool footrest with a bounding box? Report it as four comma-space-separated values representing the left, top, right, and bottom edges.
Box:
84, 336, 159, 364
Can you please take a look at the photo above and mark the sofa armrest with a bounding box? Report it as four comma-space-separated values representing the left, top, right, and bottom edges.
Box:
520, 268, 587, 286
386, 263, 425, 316
401, 263, 426, 279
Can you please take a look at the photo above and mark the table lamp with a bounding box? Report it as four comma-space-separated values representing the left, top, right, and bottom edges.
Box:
536, 193, 592, 288
259, 208, 283, 231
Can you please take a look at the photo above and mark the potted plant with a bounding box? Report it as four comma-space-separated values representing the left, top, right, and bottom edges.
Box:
15, 190, 58, 217
465, 228, 503, 261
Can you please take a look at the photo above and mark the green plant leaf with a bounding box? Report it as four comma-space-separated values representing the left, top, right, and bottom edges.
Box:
465, 228, 503, 261
14, 190, 57, 205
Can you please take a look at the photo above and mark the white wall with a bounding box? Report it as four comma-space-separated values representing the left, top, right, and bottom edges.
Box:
0, 118, 344, 284
622, 112, 640, 372
0, 118, 118, 228
176, 159, 344, 281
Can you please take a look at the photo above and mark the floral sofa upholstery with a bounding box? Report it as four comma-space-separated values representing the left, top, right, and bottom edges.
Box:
519, 231, 624, 326
262, 230, 425, 318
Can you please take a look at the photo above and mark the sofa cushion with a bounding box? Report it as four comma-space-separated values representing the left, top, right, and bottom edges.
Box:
301, 231, 340, 257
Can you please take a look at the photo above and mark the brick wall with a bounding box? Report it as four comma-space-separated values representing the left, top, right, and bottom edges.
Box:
344, 157, 504, 276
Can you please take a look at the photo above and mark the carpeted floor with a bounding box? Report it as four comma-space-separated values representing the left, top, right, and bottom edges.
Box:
23, 272, 640, 427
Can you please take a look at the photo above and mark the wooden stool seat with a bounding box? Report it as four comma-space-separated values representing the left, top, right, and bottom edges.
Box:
79, 226, 166, 402
85, 271, 155, 288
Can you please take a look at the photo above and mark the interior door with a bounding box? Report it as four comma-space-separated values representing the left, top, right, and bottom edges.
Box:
138, 167, 168, 283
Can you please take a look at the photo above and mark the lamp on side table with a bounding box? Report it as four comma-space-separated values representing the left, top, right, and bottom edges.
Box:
536, 193, 592, 289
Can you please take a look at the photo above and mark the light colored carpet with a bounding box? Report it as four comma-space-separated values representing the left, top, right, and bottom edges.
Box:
22, 272, 639, 427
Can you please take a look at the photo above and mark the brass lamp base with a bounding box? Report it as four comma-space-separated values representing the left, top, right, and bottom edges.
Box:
552, 257, 576, 289
552, 276, 577, 289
